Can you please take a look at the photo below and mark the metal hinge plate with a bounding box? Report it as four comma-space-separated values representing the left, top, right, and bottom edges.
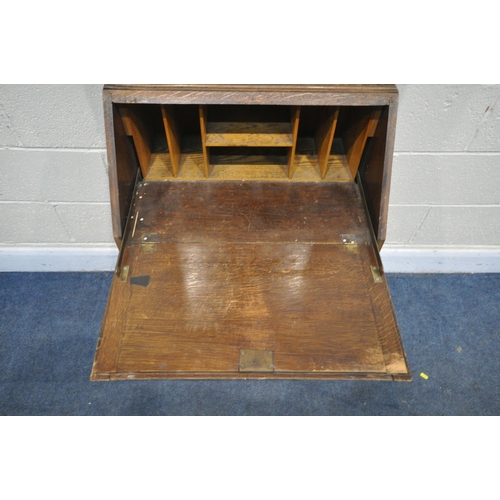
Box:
371, 266, 383, 283
141, 242, 156, 253
239, 349, 274, 373
341, 234, 358, 254
119, 265, 130, 283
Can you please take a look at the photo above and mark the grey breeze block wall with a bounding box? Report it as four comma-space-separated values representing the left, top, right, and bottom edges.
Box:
1, 84, 499, 251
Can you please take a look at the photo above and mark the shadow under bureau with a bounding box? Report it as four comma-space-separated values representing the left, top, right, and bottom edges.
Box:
91, 85, 411, 381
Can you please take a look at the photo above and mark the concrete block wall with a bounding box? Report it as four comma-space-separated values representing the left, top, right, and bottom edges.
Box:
1, 84, 499, 271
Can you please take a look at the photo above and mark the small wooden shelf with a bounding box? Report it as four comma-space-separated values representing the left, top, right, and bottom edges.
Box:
205, 122, 294, 147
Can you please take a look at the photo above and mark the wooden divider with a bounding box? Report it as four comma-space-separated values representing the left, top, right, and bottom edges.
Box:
314, 107, 340, 179
161, 105, 182, 178
119, 106, 154, 178
343, 107, 382, 178
287, 106, 301, 179
143, 104, 382, 182
199, 105, 210, 178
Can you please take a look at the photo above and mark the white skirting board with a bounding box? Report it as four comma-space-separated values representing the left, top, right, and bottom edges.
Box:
0, 246, 500, 273
0, 247, 118, 272
380, 247, 500, 273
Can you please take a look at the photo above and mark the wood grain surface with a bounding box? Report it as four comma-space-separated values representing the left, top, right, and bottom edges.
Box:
206, 122, 294, 147
97, 85, 405, 381
104, 85, 398, 107
91, 180, 410, 381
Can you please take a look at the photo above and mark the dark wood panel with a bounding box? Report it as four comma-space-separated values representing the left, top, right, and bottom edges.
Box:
104, 98, 139, 244
115, 243, 386, 375
358, 104, 396, 248
129, 180, 371, 244
91, 181, 410, 381
104, 85, 398, 107
105, 84, 398, 93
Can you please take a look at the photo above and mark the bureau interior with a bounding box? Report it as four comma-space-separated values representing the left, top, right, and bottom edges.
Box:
116, 103, 384, 182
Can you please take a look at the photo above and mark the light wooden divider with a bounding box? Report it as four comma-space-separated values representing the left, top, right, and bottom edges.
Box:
343, 107, 382, 178
287, 107, 301, 179
314, 107, 340, 179
161, 105, 182, 178
199, 105, 210, 178
119, 106, 154, 178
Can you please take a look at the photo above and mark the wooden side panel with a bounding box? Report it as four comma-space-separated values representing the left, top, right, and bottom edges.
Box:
104, 96, 139, 245
161, 105, 182, 178
358, 104, 395, 247
314, 107, 339, 179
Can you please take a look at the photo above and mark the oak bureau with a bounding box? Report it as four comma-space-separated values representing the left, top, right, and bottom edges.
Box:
91, 85, 411, 381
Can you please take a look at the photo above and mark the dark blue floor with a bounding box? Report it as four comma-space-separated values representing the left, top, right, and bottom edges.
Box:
0, 272, 499, 415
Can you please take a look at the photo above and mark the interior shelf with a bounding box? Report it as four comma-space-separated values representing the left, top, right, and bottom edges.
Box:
205, 122, 294, 147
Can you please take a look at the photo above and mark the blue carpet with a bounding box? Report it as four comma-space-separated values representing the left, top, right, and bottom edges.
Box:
0, 272, 499, 415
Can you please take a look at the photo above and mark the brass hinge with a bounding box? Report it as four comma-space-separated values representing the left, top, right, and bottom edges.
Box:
341, 234, 358, 254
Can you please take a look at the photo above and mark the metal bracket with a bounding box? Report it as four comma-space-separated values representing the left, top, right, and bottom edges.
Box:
239, 349, 274, 373
119, 265, 130, 283
341, 234, 358, 254
141, 242, 156, 253
371, 266, 383, 284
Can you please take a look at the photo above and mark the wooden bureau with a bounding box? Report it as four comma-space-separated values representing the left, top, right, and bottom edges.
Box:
91, 84, 411, 381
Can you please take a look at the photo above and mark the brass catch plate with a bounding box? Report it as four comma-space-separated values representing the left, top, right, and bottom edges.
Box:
119, 265, 130, 283
341, 234, 358, 254
239, 349, 274, 373
371, 266, 383, 283
141, 242, 156, 253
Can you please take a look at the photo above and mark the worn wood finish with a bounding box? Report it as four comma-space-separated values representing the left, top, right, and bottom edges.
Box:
314, 107, 340, 179
161, 105, 182, 177
91, 180, 410, 381
96, 85, 406, 381
104, 85, 398, 107
129, 181, 371, 245
103, 86, 399, 246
